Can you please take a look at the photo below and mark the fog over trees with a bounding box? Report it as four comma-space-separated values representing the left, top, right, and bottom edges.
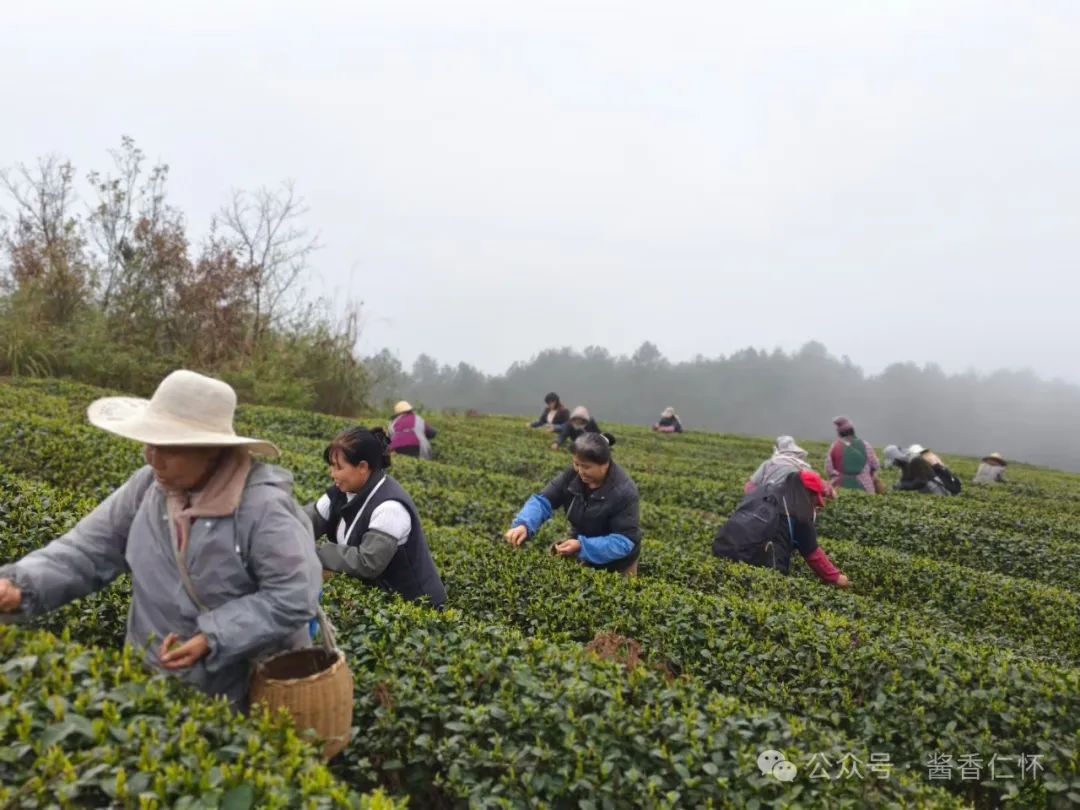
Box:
367, 341, 1080, 471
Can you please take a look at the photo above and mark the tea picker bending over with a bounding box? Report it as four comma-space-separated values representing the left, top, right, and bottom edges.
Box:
652, 407, 684, 433
897, 445, 962, 496
308, 427, 446, 608
505, 432, 641, 575
529, 392, 571, 431
552, 405, 602, 450
389, 401, 437, 460
745, 435, 813, 494
882, 444, 910, 476
0, 370, 321, 709
974, 452, 1007, 484
714, 470, 850, 588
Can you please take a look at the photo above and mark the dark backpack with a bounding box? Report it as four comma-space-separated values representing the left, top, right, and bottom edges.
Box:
711, 492, 793, 574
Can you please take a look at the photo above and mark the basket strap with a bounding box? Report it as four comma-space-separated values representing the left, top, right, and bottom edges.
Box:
315, 606, 338, 653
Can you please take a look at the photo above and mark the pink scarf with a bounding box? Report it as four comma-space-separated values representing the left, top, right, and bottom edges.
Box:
165, 449, 252, 552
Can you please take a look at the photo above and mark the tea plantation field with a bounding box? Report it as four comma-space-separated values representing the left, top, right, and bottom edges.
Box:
0, 378, 1077, 808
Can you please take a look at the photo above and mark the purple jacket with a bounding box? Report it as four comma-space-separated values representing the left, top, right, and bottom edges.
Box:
389, 412, 437, 453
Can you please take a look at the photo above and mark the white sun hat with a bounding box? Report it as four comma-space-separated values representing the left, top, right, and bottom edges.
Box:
87, 369, 279, 456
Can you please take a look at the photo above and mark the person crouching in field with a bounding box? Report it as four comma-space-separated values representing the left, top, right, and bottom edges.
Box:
308, 427, 446, 609
745, 435, 813, 494
528, 392, 571, 431
898, 445, 962, 496
882, 444, 910, 477
552, 405, 602, 450
505, 433, 642, 575
652, 407, 684, 433
974, 452, 1007, 484
714, 470, 850, 588
0, 370, 321, 710
388, 400, 437, 460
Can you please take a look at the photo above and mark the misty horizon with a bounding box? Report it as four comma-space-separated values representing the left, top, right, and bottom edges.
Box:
369, 338, 1080, 387
369, 339, 1080, 472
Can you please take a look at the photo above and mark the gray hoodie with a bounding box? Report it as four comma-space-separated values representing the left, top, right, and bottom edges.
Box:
0, 463, 321, 707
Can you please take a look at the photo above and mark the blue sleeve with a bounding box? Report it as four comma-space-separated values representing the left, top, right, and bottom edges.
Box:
675, 419, 684, 433
511, 495, 553, 538
578, 533, 634, 565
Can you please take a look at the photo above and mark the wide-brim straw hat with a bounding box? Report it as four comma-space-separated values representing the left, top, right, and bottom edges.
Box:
87, 369, 279, 456
982, 452, 1007, 466
393, 400, 414, 416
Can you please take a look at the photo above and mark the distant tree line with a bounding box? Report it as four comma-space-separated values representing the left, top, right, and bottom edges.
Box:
0, 137, 367, 413
366, 341, 1080, 471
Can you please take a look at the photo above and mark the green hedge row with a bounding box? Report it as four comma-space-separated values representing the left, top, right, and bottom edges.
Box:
424, 424, 1080, 592
312, 457, 1080, 667
325, 583, 967, 809
0, 469, 965, 809
4, 378, 1080, 808
6, 402, 1076, 668
419, 526, 1080, 807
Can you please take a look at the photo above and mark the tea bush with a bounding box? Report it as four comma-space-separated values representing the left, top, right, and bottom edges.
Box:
328, 585, 966, 808
2, 378, 1079, 808
0, 626, 397, 809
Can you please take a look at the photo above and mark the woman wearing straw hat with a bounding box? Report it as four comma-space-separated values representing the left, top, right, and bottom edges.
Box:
388, 401, 437, 460
0, 370, 321, 709
974, 452, 1008, 484
652, 407, 684, 434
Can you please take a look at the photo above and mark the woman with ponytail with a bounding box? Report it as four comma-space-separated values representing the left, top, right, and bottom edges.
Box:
308, 427, 446, 607
505, 432, 642, 575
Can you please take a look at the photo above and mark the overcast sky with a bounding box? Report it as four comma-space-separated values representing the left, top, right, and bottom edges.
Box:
3, 1, 1078, 380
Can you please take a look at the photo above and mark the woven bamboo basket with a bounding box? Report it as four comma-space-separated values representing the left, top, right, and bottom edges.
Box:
250, 607, 354, 760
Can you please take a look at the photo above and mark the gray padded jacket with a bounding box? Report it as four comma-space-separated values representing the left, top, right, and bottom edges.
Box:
0, 463, 321, 707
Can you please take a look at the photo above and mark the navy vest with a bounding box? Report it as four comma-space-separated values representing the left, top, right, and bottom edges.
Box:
323, 473, 447, 607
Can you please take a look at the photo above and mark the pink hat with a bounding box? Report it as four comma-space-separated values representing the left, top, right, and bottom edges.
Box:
833, 416, 855, 435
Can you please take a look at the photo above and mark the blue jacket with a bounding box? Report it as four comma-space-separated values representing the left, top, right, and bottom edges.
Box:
512, 463, 641, 572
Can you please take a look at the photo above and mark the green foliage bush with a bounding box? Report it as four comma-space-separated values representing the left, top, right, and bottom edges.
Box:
329, 585, 965, 808
419, 526, 1080, 807
0, 626, 397, 809
3, 378, 1080, 808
